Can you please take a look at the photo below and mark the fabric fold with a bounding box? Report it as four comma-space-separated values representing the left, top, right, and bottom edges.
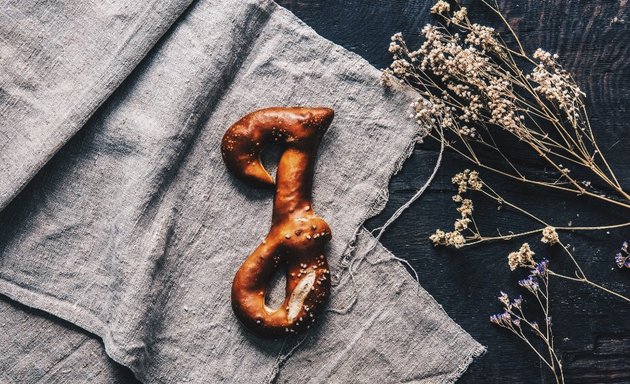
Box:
1, 231, 483, 383
0, 0, 194, 210
0, 0, 484, 382
0, 297, 138, 383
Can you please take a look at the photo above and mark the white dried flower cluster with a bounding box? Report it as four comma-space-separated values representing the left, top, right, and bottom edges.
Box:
457, 125, 476, 137
416, 25, 528, 138
540, 226, 559, 245
384, 5, 602, 229
430, 197, 474, 248
457, 198, 473, 218
454, 217, 470, 231
381, 33, 408, 87
532, 48, 556, 64
528, 48, 586, 127
451, 7, 467, 24
410, 96, 455, 136
386, 26, 494, 137
484, 75, 529, 138
508, 243, 535, 271
387, 19, 579, 146
465, 24, 500, 53
452, 169, 483, 193
417, 25, 483, 76
390, 57, 412, 76
430, 0, 450, 14
388, 32, 404, 54
379, 69, 394, 86
430, 169, 483, 248
429, 229, 466, 248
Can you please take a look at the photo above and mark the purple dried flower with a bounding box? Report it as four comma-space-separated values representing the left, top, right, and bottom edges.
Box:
498, 291, 510, 306
518, 275, 539, 292
512, 296, 523, 309
615, 241, 630, 269
490, 310, 513, 327
532, 258, 548, 276
616, 253, 625, 268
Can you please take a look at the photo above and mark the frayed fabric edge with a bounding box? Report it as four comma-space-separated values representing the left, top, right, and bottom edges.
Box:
444, 344, 487, 384
329, 109, 434, 309
338, 228, 488, 384
0, 278, 141, 381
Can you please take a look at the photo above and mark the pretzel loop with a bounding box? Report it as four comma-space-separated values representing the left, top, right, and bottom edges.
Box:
221, 107, 334, 338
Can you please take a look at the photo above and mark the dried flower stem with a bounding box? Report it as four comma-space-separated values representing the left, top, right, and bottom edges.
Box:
387, 1, 630, 380
462, 186, 630, 246
385, 0, 630, 210
437, 171, 629, 302
491, 261, 565, 383
549, 271, 630, 303
431, 128, 630, 211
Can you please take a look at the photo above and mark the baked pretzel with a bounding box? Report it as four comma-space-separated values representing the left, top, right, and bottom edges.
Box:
221, 107, 334, 338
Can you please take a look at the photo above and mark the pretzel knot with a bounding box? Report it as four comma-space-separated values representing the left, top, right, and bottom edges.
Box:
221, 107, 334, 338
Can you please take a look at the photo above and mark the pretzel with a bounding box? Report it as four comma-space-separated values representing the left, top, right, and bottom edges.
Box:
221, 107, 334, 338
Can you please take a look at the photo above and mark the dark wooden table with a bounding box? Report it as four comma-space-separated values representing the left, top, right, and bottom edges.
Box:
277, 1, 630, 383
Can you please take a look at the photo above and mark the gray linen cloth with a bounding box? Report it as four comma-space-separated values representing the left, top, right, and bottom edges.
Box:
0, 0, 484, 382
1, 234, 480, 383
0, 298, 138, 383
0, 0, 194, 210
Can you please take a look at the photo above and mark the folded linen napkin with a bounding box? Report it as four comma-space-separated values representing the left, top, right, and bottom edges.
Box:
0, 0, 484, 382
1, 232, 480, 383
0, 0, 194, 210
0, 297, 137, 383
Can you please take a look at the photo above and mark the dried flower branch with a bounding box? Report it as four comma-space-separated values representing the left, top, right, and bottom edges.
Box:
384, 0, 630, 210
496, 240, 629, 384
385, 1, 630, 378
491, 255, 565, 383
432, 170, 630, 300
428, 169, 630, 382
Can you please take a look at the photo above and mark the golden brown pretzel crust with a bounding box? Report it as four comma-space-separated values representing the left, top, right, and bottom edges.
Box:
221, 107, 334, 338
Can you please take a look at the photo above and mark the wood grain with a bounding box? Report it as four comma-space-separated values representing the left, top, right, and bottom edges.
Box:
277, 0, 630, 382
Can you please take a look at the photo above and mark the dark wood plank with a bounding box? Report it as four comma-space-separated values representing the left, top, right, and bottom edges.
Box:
276, 0, 630, 382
